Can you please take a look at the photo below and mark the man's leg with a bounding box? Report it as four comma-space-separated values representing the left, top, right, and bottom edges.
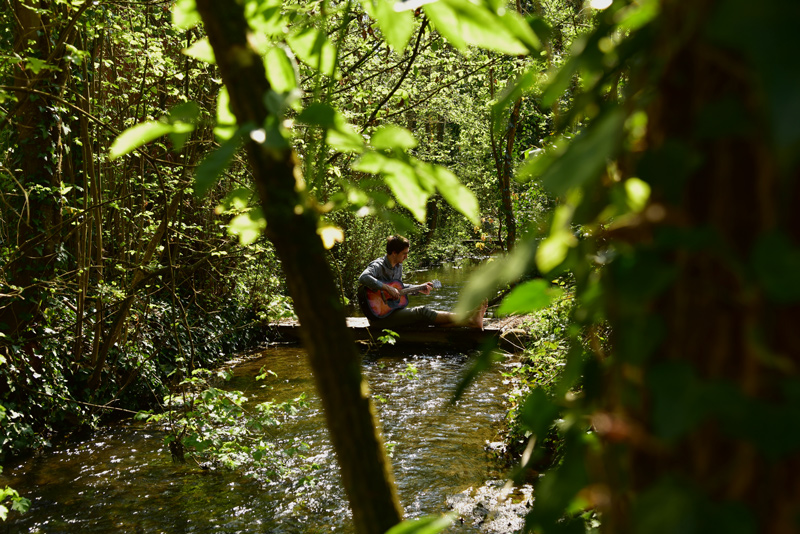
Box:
432, 300, 488, 330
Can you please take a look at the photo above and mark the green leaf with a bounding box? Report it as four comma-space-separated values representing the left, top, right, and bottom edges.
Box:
371, 125, 418, 150
264, 46, 298, 93
384, 165, 430, 222
542, 57, 579, 108
327, 125, 364, 153
109, 120, 173, 160
297, 102, 341, 129
229, 208, 266, 245
417, 163, 479, 225
183, 37, 216, 64
168, 102, 200, 151
492, 69, 539, 137
379, 210, 417, 234
353, 152, 432, 222
455, 237, 538, 316
536, 230, 574, 274
516, 136, 568, 183
169, 101, 200, 123
497, 279, 563, 316
287, 26, 337, 77
424, 0, 532, 55
194, 130, 243, 197
215, 87, 237, 141
519, 388, 560, 440
362, 0, 415, 52
297, 103, 364, 152
385, 514, 456, 534
541, 106, 626, 197
172, 0, 201, 30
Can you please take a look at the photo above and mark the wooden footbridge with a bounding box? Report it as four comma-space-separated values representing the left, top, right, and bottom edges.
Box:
270, 317, 529, 352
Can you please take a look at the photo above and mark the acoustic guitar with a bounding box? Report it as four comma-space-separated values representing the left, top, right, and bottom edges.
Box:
362, 279, 442, 319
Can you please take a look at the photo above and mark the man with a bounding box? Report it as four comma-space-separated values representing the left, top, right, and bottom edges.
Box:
357, 235, 487, 329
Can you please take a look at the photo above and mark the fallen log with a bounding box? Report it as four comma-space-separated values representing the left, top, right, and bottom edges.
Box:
271, 317, 529, 353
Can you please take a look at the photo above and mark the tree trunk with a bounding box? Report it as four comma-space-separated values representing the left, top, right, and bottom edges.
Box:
600, 1, 800, 532
1, 1, 71, 336
193, 3, 404, 534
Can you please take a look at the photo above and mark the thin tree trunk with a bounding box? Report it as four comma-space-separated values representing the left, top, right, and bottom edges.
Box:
88, 193, 181, 390
193, 3, 404, 533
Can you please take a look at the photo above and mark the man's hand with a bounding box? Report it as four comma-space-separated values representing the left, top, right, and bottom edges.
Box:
383, 283, 401, 299
419, 281, 433, 295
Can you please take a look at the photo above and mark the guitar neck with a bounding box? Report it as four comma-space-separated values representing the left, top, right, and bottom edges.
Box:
399, 283, 432, 296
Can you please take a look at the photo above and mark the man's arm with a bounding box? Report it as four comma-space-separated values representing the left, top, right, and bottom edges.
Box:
359, 259, 401, 299
358, 260, 385, 291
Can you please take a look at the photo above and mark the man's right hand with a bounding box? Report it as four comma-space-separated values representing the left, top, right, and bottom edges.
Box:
383, 283, 400, 299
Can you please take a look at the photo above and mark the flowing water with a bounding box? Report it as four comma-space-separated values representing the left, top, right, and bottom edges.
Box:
1, 259, 531, 533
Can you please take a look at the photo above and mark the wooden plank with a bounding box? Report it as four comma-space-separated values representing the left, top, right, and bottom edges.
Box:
271, 317, 528, 352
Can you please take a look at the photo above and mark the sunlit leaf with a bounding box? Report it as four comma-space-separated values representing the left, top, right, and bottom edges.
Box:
183, 37, 216, 64
456, 238, 538, 316
318, 225, 344, 249
385, 514, 456, 534
245, 0, 286, 36
497, 279, 563, 316
362, 0, 415, 52
615, 0, 659, 31
424, 0, 532, 55
417, 163, 480, 225
352, 151, 392, 174
327, 125, 365, 153
109, 120, 173, 160
536, 230, 575, 274
384, 165, 429, 222
264, 46, 298, 93
297, 103, 364, 152
172, 0, 201, 29
625, 177, 650, 212
215, 87, 237, 141
287, 26, 337, 77
229, 208, 266, 246
371, 125, 418, 150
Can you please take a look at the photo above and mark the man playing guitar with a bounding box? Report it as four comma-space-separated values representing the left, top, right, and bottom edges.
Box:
357, 235, 486, 329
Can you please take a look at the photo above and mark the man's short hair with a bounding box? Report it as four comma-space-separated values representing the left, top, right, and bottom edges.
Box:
386, 235, 410, 255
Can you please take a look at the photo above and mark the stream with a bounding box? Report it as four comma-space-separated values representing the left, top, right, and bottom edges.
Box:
1, 260, 532, 533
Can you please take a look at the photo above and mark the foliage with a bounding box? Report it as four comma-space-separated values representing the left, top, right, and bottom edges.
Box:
460, 0, 800, 533
0, 466, 30, 522
140, 368, 313, 481
502, 288, 575, 465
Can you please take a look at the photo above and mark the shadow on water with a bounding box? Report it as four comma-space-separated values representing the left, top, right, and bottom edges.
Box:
1, 259, 529, 533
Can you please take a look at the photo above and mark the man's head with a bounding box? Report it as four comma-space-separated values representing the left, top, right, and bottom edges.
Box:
386, 235, 409, 266
386, 235, 409, 255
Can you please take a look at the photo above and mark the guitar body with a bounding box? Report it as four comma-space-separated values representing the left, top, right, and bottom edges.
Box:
364, 280, 409, 319
361, 279, 441, 320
